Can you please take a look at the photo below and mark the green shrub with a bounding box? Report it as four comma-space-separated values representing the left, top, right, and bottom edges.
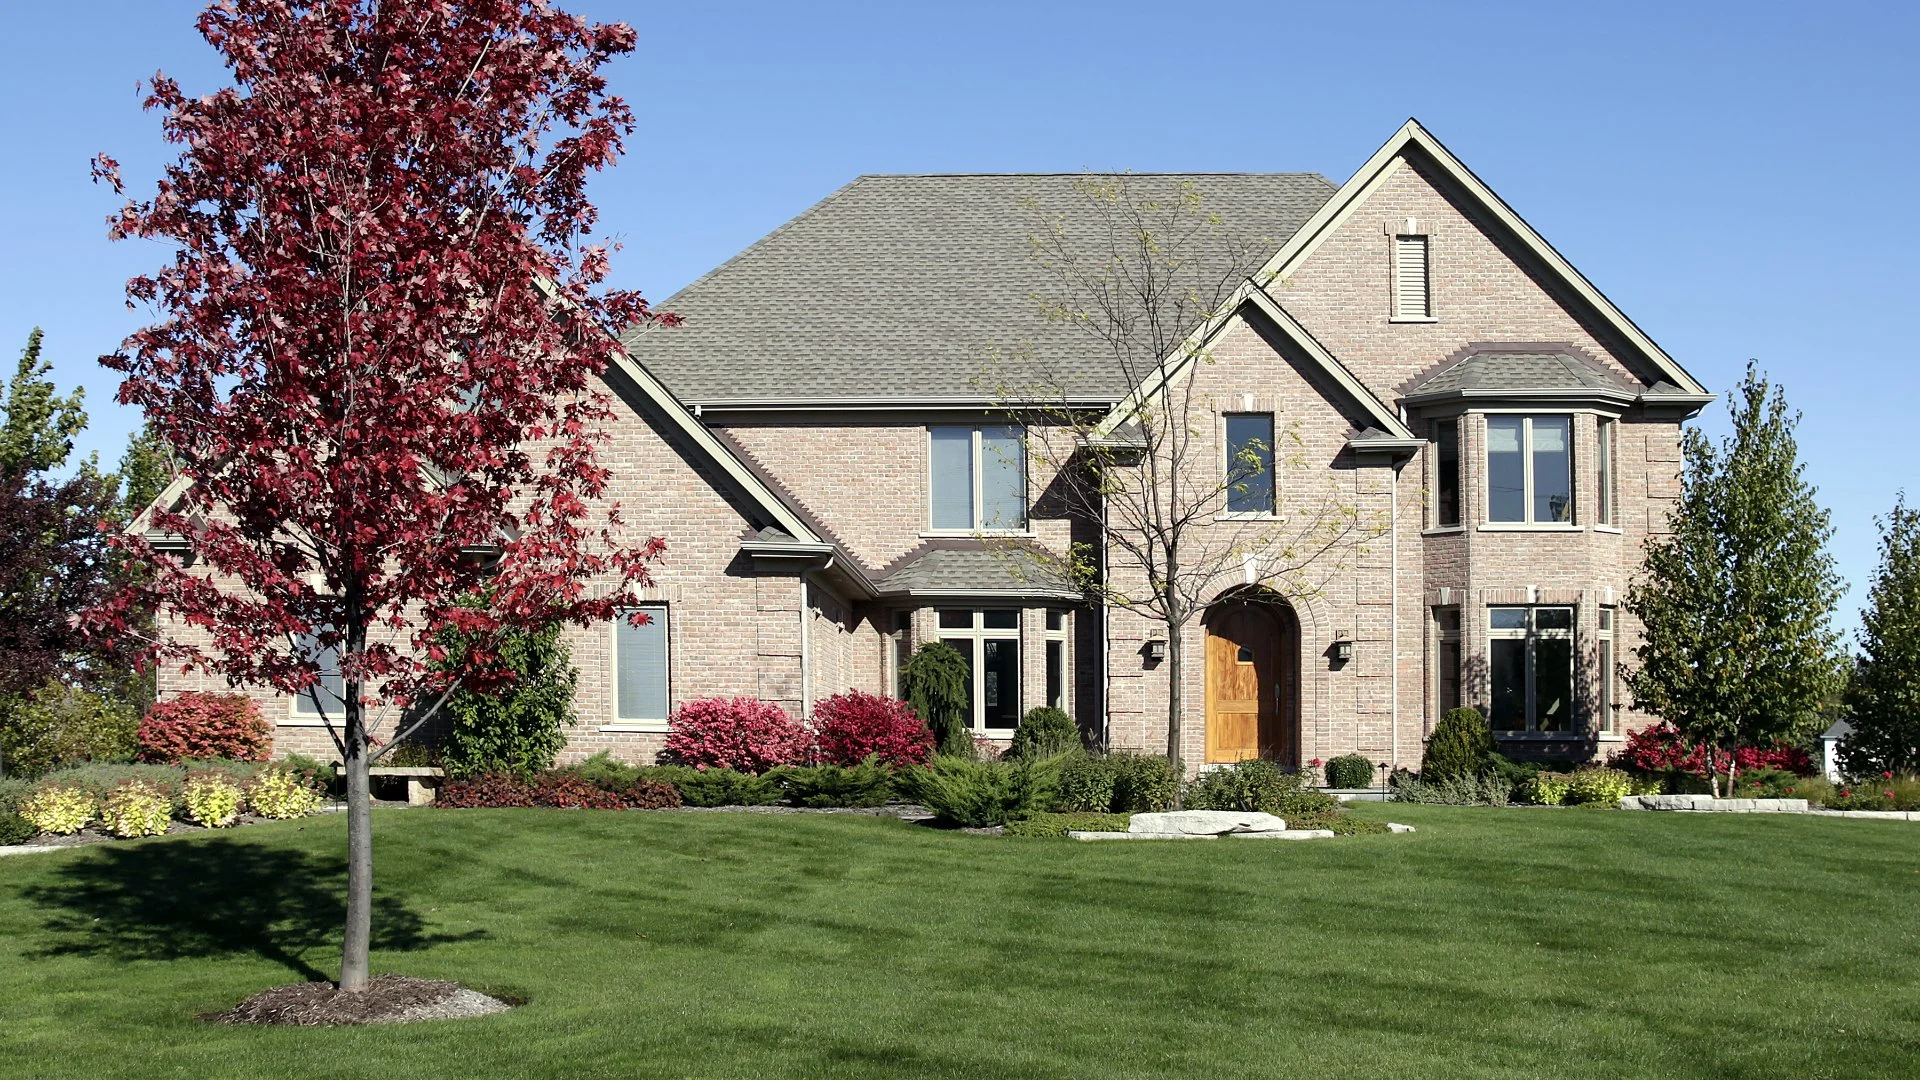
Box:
32, 763, 185, 810
100, 780, 172, 838
1054, 752, 1118, 812
383, 740, 438, 768
1005, 812, 1132, 837
1825, 775, 1920, 811
183, 771, 245, 827
1526, 773, 1572, 806
655, 766, 780, 807
247, 767, 325, 819
1487, 753, 1545, 792
1185, 759, 1297, 814
1396, 772, 1513, 806
1109, 754, 1179, 812
1566, 767, 1633, 806
562, 751, 645, 790
0, 812, 37, 845
1728, 765, 1803, 799
770, 757, 895, 808
900, 755, 1060, 828
1008, 707, 1081, 760
277, 753, 338, 797
1323, 754, 1376, 789
901, 642, 973, 757
1422, 707, 1494, 783
436, 602, 578, 778
0, 683, 138, 778
0, 775, 30, 815
1781, 774, 1836, 804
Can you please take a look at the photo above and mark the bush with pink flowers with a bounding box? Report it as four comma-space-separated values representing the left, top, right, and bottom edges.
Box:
136, 692, 272, 764
662, 696, 811, 773
810, 690, 935, 767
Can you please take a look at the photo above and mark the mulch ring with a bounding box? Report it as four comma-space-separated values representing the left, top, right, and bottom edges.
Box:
209, 975, 515, 1026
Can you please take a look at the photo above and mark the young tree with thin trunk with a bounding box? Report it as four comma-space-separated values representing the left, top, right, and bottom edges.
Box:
1842, 496, 1920, 777
1624, 364, 1845, 796
987, 176, 1381, 781
92, 0, 667, 992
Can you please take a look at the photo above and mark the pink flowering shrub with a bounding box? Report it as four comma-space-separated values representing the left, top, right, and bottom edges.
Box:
1610, 722, 1813, 779
811, 691, 935, 767
136, 692, 271, 764
662, 697, 810, 773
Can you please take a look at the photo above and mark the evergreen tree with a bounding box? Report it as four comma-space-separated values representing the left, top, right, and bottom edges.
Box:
1625, 364, 1845, 795
1420, 706, 1494, 782
0, 328, 87, 479
1842, 497, 1920, 777
902, 641, 973, 756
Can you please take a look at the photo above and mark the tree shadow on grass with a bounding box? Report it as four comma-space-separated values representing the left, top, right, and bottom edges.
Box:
21, 837, 486, 983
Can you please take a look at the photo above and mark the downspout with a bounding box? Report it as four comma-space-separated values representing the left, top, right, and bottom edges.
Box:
1100, 485, 1112, 752
1389, 458, 1403, 781
799, 576, 812, 719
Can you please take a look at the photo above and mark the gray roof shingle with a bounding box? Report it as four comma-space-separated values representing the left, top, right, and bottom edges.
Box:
1403, 350, 1635, 400
620, 173, 1336, 405
879, 540, 1077, 598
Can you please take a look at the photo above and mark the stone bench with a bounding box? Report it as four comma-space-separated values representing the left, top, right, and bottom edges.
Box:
335, 765, 445, 806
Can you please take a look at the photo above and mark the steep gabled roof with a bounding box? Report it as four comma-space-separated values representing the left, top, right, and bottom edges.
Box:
620, 173, 1336, 407
1255, 119, 1709, 396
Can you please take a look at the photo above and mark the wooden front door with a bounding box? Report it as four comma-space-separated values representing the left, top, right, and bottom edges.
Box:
1205, 604, 1281, 763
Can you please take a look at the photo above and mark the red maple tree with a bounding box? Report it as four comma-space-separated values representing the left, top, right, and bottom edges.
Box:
92, 0, 668, 991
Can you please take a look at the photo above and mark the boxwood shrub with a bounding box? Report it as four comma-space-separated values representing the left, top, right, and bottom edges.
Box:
1323, 753, 1376, 789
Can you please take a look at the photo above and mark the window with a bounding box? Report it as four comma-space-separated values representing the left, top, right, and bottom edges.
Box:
1597, 607, 1616, 734
887, 611, 912, 699
937, 608, 1022, 730
1044, 609, 1069, 712
1597, 419, 1617, 526
292, 630, 345, 717
615, 605, 670, 724
930, 425, 1026, 531
1224, 413, 1275, 515
1434, 607, 1462, 714
1486, 415, 1573, 524
1394, 234, 1431, 319
1432, 418, 1460, 527
1487, 606, 1573, 733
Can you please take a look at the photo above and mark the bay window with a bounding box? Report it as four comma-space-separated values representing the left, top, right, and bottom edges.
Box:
930, 425, 1026, 531
1487, 415, 1572, 524
1487, 606, 1572, 732
937, 608, 1021, 730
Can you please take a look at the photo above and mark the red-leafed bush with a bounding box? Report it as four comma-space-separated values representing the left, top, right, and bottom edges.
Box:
1611, 722, 1814, 778
613, 778, 682, 809
533, 773, 629, 809
439, 773, 536, 808
662, 697, 810, 773
811, 690, 934, 767
136, 692, 271, 764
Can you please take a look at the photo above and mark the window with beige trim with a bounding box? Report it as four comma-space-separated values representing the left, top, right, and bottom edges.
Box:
1596, 607, 1617, 734
615, 605, 670, 724
1597, 418, 1617, 526
1487, 415, 1573, 524
1488, 606, 1573, 733
1434, 607, 1463, 715
936, 608, 1021, 730
292, 630, 344, 719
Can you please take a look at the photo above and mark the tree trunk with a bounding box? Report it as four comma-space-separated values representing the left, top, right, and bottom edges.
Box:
1164, 583, 1186, 807
339, 670, 373, 992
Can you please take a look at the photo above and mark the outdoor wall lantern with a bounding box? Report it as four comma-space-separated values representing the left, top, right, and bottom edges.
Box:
1331, 637, 1355, 665
1143, 638, 1168, 662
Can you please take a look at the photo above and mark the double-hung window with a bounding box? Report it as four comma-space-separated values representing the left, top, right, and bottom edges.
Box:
292, 630, 345, 719
1486, 415, 1573, 524
1432, 418, 1461, 527
1223, 414, 1275, 515
1487, 606, 1573, 732
930, 425, 1026, 531
615, 605, 670, 725
937, 608, 1022, 731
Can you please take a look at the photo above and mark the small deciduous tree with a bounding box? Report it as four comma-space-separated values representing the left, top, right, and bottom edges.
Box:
91, 0, 667, 991
1624, 364, 1845, 796
1842, 496, 1920, 777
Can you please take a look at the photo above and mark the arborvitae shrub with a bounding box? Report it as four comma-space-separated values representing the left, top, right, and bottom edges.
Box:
1421, 707, 1494, 782
1007, 706, 1081, 760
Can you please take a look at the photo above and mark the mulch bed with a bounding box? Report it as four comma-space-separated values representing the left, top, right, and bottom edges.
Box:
209, 974, 513, 1026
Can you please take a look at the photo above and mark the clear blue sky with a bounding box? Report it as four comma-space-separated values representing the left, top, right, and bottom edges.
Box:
3, 1, 1914, 633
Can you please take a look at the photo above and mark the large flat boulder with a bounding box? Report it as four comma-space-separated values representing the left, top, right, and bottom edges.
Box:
1128, 810, 1286, 836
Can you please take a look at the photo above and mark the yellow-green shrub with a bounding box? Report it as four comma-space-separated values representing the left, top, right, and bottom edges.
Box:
1567, 767, 1633, 806
1528, 774, 1572, 806
248, 768, 325, 819
99, 780, 172, 838
19, 785, 96, 835
183, 772, 244, 828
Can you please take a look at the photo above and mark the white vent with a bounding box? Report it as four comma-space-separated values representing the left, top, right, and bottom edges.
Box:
1394, 234, 1430, 318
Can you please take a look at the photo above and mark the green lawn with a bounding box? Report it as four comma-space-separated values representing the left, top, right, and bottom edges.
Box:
1, 804, 1915, 1079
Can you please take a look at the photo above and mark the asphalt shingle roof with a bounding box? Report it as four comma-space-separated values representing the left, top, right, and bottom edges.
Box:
620, 173, 1337, 405
878, 540, 1076, 598
1403, 351, 1635, 399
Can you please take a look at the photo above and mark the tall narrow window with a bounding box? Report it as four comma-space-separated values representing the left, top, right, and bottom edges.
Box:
1597, 419, 1616, 526
1434, 607, 1462, 714
1596, 607, 1616, 734
293, 631, 345, 717
1224, 413, 1275, 515
887, 611, 912, 698
1487, 606, 1574, 733
615, 605, 670, 724
1394, 234, 1431, 319
1486, 415, 1574, 524
937, 608, 1023, 730
929, 425, 1027, 531
1433, 418, 1460, 527
1044, 609, 1069, 712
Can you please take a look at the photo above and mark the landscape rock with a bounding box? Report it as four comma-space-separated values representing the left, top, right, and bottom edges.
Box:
1128, 810, 1286, 836
1387, 822, 1417, 833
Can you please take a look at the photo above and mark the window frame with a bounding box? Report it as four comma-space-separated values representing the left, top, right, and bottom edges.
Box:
1486, 605, 1575, 734
1044, 609, 1070, 713
1596, 607, 1617, 735
1433, 606, 1463, 717
1483, 414, 1576, 527
926, 425, 1028, 534
287, 629, 345, 725
1431, 417, 1461, 528
608, 603, 671, 730
935, 607, 1024, 732
1596, 418, 1617, 527
1221, 412, 1277, 517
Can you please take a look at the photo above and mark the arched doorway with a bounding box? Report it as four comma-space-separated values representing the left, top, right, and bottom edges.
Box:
1203, 592, 1301, 767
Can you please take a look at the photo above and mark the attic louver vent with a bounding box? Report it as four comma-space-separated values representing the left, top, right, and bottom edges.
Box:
1394, 234, 1430, 318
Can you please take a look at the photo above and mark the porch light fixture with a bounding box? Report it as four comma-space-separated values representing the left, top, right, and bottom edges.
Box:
1143, 638, 1167, 662
1331, 637, 1354, 665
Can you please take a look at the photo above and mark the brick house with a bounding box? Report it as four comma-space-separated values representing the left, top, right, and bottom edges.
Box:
155, 119, 1710, 774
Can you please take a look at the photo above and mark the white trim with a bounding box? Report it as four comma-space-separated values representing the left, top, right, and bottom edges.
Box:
610, 603, 672, 726
598, 722, 671, 734
932, 606, 1026, 732
1483, 414, 1575, 526
1254, 119, 1708, 396
926, 424, 1029, 532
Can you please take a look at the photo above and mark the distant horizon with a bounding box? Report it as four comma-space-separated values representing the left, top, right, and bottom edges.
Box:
3, 0, 1911, 636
